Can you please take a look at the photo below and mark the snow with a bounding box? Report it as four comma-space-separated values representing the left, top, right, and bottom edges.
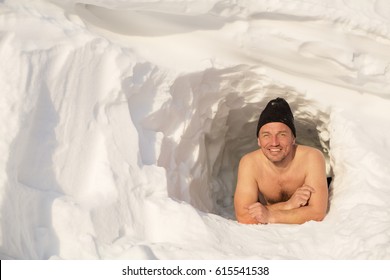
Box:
0, 0, 390, 260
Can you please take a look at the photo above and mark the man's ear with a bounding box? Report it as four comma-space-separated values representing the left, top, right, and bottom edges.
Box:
257, 137, 261, 147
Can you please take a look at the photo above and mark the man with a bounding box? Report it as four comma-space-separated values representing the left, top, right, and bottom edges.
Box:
234, 97, 328, 224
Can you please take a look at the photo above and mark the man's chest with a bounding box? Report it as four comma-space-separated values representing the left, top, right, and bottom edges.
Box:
257, 170, 305, 204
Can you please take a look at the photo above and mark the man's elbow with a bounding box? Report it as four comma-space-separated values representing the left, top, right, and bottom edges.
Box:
238, 219, 257, 225
311, 210, 326, 222
236, 214, 258, 224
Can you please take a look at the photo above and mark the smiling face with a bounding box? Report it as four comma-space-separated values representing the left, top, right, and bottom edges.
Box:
258, 122, 296, 165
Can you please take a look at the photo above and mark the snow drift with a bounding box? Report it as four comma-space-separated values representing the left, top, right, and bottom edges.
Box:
0, 0, 390, 259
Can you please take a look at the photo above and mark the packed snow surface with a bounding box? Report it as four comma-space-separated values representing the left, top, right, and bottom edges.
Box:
1, 0, 390, 259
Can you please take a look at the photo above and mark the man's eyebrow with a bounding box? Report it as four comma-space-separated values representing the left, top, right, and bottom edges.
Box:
261, 130, 289, 135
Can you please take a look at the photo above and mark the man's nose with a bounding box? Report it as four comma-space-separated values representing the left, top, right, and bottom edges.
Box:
271, 135, 280, 146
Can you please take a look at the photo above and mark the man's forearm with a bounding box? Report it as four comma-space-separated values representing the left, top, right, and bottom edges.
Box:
235, 202, 262, 224
268, 206, 325, 224
265, 201, 294, 211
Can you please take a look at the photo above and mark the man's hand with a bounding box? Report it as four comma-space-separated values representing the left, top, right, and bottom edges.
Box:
286, 184, 315, 210
247, 202, 270, 224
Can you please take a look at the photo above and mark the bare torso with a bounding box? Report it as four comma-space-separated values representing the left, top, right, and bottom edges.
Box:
247, 145, 310, 205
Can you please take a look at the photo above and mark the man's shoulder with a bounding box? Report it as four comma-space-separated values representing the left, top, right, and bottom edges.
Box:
237, 150, 262, 178
239, 149, 262, 166
241, 149, 261, 160
297, 145, 325, 161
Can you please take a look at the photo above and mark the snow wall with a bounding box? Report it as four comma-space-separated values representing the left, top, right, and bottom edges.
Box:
1, 0, 390, 259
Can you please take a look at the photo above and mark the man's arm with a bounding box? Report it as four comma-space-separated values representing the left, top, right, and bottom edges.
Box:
266, 184, 316, 211
267, 149, 329, 224
234, 155, 259, 224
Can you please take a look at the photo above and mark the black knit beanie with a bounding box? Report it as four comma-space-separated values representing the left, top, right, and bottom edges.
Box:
256, 97, 296, 138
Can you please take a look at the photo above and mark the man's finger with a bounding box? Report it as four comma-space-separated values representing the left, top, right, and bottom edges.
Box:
302, 184, 316, 193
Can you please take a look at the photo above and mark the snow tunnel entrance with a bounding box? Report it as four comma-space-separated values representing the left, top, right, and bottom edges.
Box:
127, 65, 331, 219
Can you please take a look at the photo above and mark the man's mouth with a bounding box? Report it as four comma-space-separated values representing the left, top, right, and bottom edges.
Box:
269, 148, 282, 152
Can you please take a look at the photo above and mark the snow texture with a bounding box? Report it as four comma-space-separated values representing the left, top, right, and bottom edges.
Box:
1, 0, 390, 259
